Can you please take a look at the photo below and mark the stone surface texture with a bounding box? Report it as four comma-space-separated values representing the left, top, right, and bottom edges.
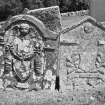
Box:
60, 16, 105, 93
0, 6, 61, 91
1, 7, 105, 105
27, 6, 62, 32
27, 6, 62, 90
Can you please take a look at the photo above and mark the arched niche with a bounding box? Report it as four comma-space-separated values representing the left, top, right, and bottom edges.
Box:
3, 14, 59, 91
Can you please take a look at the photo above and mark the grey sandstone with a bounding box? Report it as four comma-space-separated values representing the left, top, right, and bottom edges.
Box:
0, 6, 105, 105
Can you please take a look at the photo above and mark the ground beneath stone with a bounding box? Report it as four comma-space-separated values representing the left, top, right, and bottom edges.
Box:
0, 88, 105, 105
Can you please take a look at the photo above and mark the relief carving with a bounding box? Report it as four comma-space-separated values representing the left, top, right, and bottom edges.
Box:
83, 23, 94, 34
95, 49, 105, 69
3, 22, 45, 90
1, 14, 59, 91
66, 53, 81, 75
80, 23, 94, 40
1, 14, 54, 91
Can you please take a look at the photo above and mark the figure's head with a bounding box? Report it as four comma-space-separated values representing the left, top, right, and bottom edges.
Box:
20, 23, 30, 35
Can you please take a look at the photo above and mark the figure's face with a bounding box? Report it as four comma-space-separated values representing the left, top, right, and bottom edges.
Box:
20, 23, 30, 34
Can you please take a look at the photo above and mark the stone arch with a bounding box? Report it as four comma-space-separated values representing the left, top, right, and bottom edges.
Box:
4, 14, 49, 39
3, 14, 47, 90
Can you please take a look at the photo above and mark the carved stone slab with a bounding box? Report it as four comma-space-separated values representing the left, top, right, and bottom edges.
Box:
60, 16, 105, 91
0, 6, 61, 91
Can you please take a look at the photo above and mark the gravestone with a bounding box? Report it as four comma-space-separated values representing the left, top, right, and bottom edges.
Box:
0, 6, 61, 91
60, 16, 105, 92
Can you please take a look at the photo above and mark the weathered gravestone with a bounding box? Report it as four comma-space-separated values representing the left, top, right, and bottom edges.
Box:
0, 6, 61, 91
60, 16, 105, 92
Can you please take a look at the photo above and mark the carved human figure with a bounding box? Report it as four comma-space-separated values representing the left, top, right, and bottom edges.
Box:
3, 23, 45, 90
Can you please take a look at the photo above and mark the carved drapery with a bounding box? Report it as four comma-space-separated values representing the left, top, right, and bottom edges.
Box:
3, 20, 45, 90
0, 14, 59, 91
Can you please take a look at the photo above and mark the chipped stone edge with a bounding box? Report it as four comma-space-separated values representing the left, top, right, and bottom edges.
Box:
61, 10, 89, 17
61, 16, 105, 35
